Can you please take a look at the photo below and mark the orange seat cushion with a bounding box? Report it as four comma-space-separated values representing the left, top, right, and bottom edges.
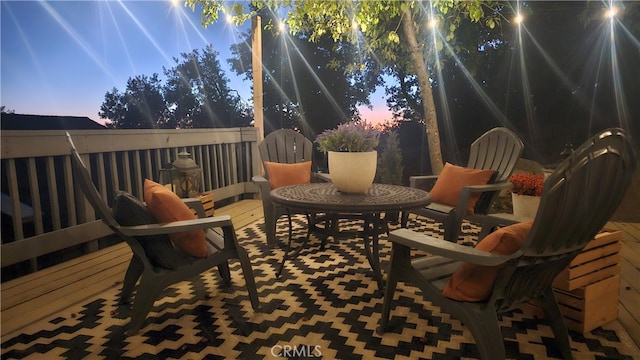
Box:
264, 161, 312, 189
442, 221, 533, 302
429, 162, 496, 214
143, 179, 207, 258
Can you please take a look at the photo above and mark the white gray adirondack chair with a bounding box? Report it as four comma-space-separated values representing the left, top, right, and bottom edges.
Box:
379, 128, 637, 359
403, 127, 524, 242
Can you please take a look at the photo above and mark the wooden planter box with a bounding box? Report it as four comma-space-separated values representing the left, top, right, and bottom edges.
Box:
524, 228, 622, 333
552, 229, 622, 291
200, 193, 215, 217
191, 193, 215, 218
553, 275, 619, 333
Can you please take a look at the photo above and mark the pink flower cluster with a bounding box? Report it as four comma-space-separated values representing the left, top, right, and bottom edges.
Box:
509, 172, 545, 196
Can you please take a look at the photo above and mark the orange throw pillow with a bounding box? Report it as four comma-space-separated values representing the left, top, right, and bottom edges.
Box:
429, 162, 495, 214
442, 221, 533, 302
264, 161, 312, 189
143, 179, 207, 258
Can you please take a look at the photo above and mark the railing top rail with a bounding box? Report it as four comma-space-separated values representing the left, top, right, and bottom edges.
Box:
1, 128, 260, 158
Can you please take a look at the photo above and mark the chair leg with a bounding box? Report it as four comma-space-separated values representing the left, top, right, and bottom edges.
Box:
386, 211, 400, 225
217, 262, 231, 284
127, 275, 164, 335
400, 211, 409, 228
377, 269, 398, 334
120, 256, 143, 304
443, 216, 461, 243
539, 289, 574, 360
263, 206, 281, 247
377, 244, 406, 334
219, 225, 259, 310
455, 305, 505, 360
266, 216, 277, 248
235, 246, 260, 310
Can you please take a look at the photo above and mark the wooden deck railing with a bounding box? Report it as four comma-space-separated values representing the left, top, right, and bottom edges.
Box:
1, 128, 262, 276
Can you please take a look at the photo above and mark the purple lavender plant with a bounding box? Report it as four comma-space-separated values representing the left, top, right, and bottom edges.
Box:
315, 121, 380, 153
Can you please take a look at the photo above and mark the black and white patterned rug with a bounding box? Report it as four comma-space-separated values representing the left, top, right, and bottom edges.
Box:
1, 216, 635, 359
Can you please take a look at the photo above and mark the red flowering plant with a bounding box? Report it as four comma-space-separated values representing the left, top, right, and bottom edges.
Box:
509, 172, 545, 196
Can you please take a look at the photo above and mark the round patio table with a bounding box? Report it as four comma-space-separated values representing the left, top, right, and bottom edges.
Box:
270, 182, 431, 290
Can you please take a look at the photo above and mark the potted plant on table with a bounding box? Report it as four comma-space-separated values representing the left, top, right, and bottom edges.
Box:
315, 121, 380, 193
509, 172, 545, 218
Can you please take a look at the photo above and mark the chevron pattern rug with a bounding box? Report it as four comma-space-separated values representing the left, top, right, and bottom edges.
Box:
1, 216, 635, 359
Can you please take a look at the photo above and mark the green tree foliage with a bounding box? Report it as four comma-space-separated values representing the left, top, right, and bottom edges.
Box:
376, 130, 404, 185
186, 0, 503, 174
99, 46, 250, 129
164, 45, 252, 128
1, 106, 15, 114
227, 12, 379, 140
100, 74, 168, 129
385, 9, 510, 121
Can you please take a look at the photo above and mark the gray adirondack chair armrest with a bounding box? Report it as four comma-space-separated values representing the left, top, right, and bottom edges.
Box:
462, 181, 512, 194
182, 197, 206, 218
389, 228, 520, 266
314, 172, 332, 182
252, 174, 268, 184
118, 215, 233, 237
409, 175, 439, 190
456, 181, 512, 209
447, 183, 508, 226
252, 175, 272, 201
457, 182, 513, 219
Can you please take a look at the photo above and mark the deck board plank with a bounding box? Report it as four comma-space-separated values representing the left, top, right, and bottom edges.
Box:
619, 275, 640, 348
1, 242, 127, 293
2, 261, 129, 338
214, 199, 263, 229
2, 244, 130, 310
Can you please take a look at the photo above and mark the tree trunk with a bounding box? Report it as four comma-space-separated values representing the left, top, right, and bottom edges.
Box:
401, 7, 444, 174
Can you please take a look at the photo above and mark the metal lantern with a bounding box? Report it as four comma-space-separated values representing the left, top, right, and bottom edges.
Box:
158, 151, 203, 198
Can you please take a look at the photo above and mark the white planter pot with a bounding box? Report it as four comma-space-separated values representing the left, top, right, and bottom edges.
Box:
328, 151, 377, 194
511, 193, 541, 219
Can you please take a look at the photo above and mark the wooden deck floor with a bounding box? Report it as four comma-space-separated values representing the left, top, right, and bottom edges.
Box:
2, 199, 639, 352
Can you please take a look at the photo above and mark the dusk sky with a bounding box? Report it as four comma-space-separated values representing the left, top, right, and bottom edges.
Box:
1, 1, 391, 125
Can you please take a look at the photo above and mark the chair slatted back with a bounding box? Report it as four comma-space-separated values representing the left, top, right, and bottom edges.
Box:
258, 129, 313, 168
467, 127, 524, 213
493, 128, 636, 311
467, 127, 524, 183
66, 133, 120, 231
66, 132, 160, 269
